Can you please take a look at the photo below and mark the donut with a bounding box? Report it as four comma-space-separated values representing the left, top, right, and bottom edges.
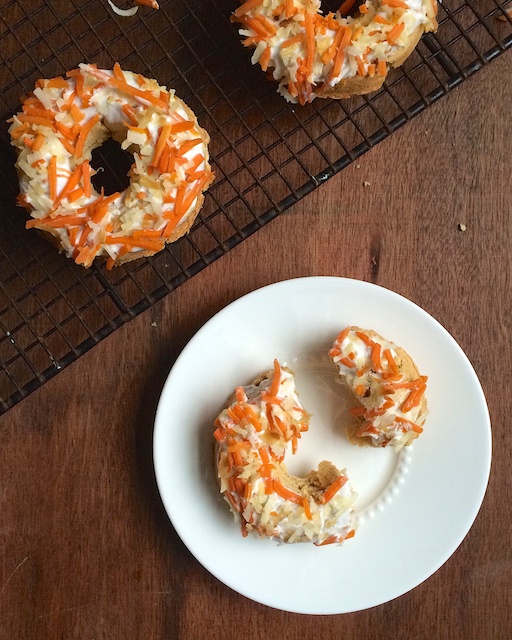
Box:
329, 326, 428, 449
8, 63, 214, 268
231, 0, 438, 104
214, 360, 358, 544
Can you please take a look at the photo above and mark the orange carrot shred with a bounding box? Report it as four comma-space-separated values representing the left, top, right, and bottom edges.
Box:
74, 114, 100, 158
48, 156, 57, 202
273, 478, 303, 505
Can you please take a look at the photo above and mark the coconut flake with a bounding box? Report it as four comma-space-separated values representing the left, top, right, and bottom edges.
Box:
107, 0, 139, 17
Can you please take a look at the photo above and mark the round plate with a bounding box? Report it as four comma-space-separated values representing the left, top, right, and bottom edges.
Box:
153, 277, 491, 614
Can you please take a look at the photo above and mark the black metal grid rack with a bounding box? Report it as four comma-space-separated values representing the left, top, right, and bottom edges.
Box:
0, 0, 510, 414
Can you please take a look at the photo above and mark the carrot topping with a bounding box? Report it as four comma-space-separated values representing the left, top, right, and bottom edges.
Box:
104, 236, 164, 252
396, 416, 423, 433
67, 188, 84, 203
26, 214, 85, 229
378, 60, 388, 76
234, 0, 261, 17
387, 22, 405, 45
121, 104, 139, 126
322, 475, 348, 503
74, 114, 100, 159
31, 133, 45, 152
338, 0, 358, 15
227, 441, 251, 452
46, 77, 69, 89
355, 384, 366, 396
383, 349, 399, 375
371, 343, 383, 372
273, 478, 303, 506
304, 11, 315, 76
281, 34, 303, 49
285, 0, 294, 17
315, 534, 338, 546
82, 160, 91, 198
259, 47, 271, 72
360, 4, 368, 13
374, 15, 390, 25
82, 66, 169, 110
243, 405, 262, 431
16, 114, 54, 128
53, 164, 82, 207
356, 56, 366, 76
339, 357, 355, 368
349, 406, 366, 416
177, 138, 203, 157
258, 446, 270, 465
213, 427, 225, 442
70, 104, 84, 122
367, 63, 376, 77
268, 359, 281, 398
302, 497, 312, 520
48, 156, 57, 202
382, 0, 408, 7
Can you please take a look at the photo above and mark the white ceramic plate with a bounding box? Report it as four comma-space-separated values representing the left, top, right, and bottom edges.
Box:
153, 277, 491, 614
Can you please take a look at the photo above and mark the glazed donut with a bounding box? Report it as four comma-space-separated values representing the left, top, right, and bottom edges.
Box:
330, 327, 428, 449
214, 360, 358, 544
8, 63, 214, 268
231, 0, 438, 104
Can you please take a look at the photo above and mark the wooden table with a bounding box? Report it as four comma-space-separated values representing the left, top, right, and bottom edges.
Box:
1, 52, 510, 639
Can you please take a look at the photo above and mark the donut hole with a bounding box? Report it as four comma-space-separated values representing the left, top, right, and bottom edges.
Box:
90, 137, 133, 196
322, 0, 366, 16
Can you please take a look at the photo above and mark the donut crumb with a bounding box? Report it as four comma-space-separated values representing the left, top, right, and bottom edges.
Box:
458, 223, 467, 232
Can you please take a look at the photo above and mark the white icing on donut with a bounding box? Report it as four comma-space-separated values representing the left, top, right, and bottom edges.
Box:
215, 362, 358, 545
8, 64, 213, 268
232, 0, 438, 104
330, 327, 428, 449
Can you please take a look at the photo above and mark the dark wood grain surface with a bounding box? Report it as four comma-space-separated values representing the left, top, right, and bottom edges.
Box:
1, 52, 511, 639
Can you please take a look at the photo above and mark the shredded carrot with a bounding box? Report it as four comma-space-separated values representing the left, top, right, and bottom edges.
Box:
304, 11, 315, 77
16, 114, 54, 128
387, 22, 405, 44
67, 188, 84, 203
396, 416, 423, 433
281, 34, 303, 49
371, 343, 383, 371
355, 56, 366, 76
48, 156, 57, 202
382, 0, 408, 8
355, 384, 366, 396
259, 47, 271, 72
302, 497, 312, 520
350, 406, 367, 416
243, 405, 262, 431
21, 106, 55, 119
74, 114, 100, 158
82, 160, 91, 198
268, 359, 281, 397
339, 357, 355, 368
338, 0, 358, 15
285, 0, 294, 17
121, 104, 138, 126
46, 77, 69, 89
177, 138, 202, 157
374, 15, 390, 25
53, 165, 82, 207
322, 475, 348, 503
273, 478, 303, 506
367, 63, 376, 77
227, 440, 251, 452
336, 326, 350, 345
83, 66, 169, 109
31, 133, 45, 152
383, 348, 399, 375
26, 214, 85, 229
359, 4, 368, 13
378, 60, 387, 76
234, 0, 261, 16
70, 103, 84, 122
104, 236, 164, 252
315, 534, 338, 546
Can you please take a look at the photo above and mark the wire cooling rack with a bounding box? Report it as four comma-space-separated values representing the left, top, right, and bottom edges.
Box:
0, 0, 510, 413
